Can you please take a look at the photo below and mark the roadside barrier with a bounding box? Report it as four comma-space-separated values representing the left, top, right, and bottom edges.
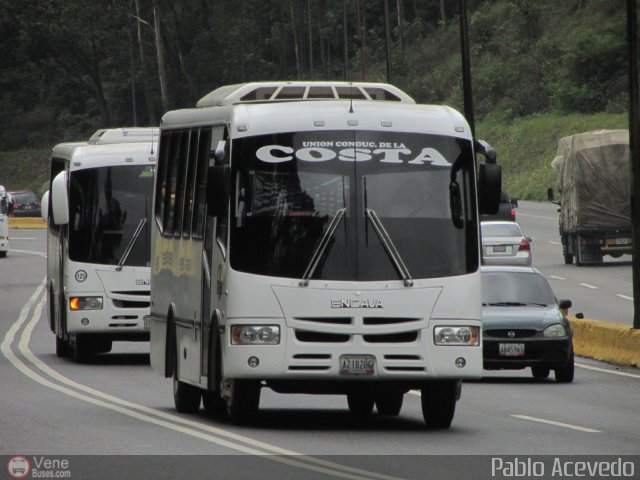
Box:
569, 316, 640, 368
8, 217, 46, 229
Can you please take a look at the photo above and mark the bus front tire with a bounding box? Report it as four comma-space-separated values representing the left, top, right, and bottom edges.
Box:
226, 379, 260, 424
375, 390, 404, 416
347, 390, 375, 417
202, 391, 226, 416
55, 336, 72, 358
421, 380, 457, 429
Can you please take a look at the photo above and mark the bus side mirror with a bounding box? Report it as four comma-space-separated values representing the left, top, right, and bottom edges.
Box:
207, 165, 229, 218
41, 191, 49, 222
478, 163, 501, 215
51, 171, 69, 225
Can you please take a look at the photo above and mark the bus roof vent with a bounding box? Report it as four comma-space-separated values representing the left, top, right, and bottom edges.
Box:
88, 128, 159, 145
196, 82, 415, 107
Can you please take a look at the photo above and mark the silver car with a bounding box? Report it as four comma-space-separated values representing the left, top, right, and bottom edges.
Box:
481, 221, 532, 266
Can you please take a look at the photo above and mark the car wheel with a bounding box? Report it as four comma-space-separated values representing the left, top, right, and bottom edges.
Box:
531, 366, 550, 379
555, 352, 575, 383
347, 390, 375, 418
421, 380, 457, 429
375, 390, 404, 416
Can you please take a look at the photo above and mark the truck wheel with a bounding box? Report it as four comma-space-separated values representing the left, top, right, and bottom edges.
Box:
347, 390, 375, 417
226, 379, 261, 424
562, 239, 573, 265
375, 390, 404, 416
421, 380, 457, 429
172, 348, 202, 413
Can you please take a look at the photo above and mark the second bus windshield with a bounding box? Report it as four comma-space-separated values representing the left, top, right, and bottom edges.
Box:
68, 165, 155, 266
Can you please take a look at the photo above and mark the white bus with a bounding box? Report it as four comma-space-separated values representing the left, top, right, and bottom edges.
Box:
43, 128, 157, 362
0, 185, 8, 257
150, 82, 501, 427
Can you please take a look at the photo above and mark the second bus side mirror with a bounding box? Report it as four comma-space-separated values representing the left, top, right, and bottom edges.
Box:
51, 171, 69, 225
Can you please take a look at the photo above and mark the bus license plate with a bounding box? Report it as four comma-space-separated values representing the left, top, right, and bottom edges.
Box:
339, 355, 375, 375
499, 343, 525, 357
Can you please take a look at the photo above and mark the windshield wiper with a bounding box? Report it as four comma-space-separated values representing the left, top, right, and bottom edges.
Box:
116, 218, 147, 271
365, 208, 414, 287
299, 208, 346, 287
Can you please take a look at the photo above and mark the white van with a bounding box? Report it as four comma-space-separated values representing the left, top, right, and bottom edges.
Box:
0, 185, 9, 257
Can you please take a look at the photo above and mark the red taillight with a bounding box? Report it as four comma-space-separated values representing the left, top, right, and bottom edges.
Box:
510, 208, 516, 221
519, 238, 530, 251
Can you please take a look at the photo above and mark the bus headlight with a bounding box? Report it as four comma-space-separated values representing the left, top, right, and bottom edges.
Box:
231, 325, 280, 345
434, 326, 479, 346
69, 296, 103, 311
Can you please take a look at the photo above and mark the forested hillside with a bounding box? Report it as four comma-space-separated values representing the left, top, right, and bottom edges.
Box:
0, 0, 631, 198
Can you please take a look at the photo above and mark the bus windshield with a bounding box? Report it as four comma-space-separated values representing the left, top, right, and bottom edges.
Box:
68, 165, 155, 266
230, 130, 478, 281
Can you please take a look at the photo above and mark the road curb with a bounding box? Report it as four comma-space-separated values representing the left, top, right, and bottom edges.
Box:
569, 316, 640, 368
8, 218, 46, 229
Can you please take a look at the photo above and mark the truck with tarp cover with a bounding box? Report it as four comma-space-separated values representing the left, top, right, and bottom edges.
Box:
548, 129, 631, 265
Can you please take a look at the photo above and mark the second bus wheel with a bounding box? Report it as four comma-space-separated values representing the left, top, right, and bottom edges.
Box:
347, 390, 375, 417
375, 389, 404, 416
225, 379, 261, 424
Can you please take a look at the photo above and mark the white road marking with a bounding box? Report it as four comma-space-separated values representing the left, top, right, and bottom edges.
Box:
9, 248, 46, 257
516, 213, 557, 221
9, 237, 37, 240
548, 275, 566, 280
579, 283, 599, 290
549, 241, 561, 245
616, 294, 634, 301
2, 281, 401, 480
576, 362, 640, 379
511, 415, 600, 433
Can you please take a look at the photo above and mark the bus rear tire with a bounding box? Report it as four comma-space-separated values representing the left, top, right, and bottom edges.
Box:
226, 379, 260, 424
172, 352, 202, 414
421, 380, 457, 429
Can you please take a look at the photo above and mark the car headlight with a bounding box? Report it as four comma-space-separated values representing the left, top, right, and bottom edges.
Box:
434, 326, 479, 346
231, 325, 280, 345
543, 324, 567, 337
69, 296, 103, 310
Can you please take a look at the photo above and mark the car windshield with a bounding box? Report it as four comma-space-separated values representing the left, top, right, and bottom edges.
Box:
482, 223, 522, 237
482, 271, 557, 306
14, 191, 37, 203
230, 130, 478, 281
68, 165, 155, 266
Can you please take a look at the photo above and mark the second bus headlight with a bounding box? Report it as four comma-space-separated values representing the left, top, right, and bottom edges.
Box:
231, 325, 280, 345
69, 296, 103, 311
434, 326, 479, 346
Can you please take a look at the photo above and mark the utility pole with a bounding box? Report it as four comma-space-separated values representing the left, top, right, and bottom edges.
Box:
384, 0, 392, 83
627, 0, 640, 329
458, 0, 475, 137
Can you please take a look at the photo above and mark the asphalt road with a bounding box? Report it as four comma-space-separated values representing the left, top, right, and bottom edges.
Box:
1, 213, 639, 480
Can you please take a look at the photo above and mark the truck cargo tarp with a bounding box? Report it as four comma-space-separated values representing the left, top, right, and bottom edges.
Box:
552, 130, 630, 232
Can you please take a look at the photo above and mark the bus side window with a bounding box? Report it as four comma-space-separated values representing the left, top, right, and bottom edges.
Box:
192, 128, 211, 239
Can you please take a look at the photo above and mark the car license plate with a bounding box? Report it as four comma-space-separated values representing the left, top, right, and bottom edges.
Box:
339, 354, 375, 375
499, 343, 525, 357
25, 205, 32, 210
615, 238, 630, 245
492, 245, 507, 253
143, 315, 151, 330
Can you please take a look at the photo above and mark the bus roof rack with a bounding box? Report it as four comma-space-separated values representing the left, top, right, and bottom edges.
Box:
196, 81, 415, 107
88, 128, 159, 145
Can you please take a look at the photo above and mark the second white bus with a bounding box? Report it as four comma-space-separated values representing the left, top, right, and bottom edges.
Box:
44, 128, 157, 362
